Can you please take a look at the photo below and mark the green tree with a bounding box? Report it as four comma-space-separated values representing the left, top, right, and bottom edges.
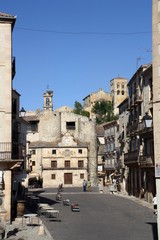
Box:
92, 100, 118, 124
73, 101, 90, 118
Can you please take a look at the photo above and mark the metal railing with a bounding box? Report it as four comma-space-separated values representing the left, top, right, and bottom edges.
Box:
124, 150, 139, 164
139, 154, 154, 165
0, 142, 24, 160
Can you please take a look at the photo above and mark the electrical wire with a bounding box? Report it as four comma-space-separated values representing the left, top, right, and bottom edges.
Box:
15, 27, 151, 36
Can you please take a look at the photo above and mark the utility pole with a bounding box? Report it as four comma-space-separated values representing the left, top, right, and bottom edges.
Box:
152, 0, 160, 238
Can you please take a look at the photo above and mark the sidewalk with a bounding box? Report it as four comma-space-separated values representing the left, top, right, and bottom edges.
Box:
114, 191, 153, 210
101, 185, 153, 210
5, 216, 53, 240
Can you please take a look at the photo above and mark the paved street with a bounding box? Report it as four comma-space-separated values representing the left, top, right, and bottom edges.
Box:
34, 189, 158, 240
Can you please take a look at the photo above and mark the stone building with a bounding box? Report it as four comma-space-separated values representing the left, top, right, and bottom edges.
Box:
103, 120, 119, 184
96, 124, 105, 186
83, 88, 111, 117
117, 97, 129, 193
152, 0, 160, 235
25, 91, 97, 188
110, 77, 128, 115
83, 78, 128, 118
0, 12, 26, 222
123, 64, 155, 203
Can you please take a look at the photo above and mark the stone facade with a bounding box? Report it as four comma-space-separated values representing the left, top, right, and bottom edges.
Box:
103, 120, 119, 181
118, 64, 155, 203
83, 88, 111, 117
25, 93, 97, 188
152, 1, 160, 235
0, 12, 26, 222
110, 77, 128, 115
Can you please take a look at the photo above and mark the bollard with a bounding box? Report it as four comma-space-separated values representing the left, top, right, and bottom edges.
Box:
38, 225, 46, 236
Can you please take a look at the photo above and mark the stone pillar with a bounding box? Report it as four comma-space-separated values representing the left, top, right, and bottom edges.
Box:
3, 171, 11, 222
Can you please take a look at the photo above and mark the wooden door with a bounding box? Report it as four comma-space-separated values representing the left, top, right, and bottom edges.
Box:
64, 173, 72, 184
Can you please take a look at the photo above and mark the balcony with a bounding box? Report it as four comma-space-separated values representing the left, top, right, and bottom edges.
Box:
0, 142, 24, 160
136, 122, 153, 138
104, 132, 116, 139
127, 96, 134, 111
126, 122, 138, 136
124, 150, 139, 165
134, 92, 142, 105
104, 161, 115, 170
139, 154, 154, 166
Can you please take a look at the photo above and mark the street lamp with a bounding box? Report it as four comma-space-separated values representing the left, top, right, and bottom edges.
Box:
19, 107, 26, 117
142, 112, 152, 128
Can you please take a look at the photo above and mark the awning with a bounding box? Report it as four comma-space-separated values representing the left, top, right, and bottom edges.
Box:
28, 172, 40, 180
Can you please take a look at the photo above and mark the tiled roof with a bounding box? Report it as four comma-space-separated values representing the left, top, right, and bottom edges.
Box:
23, 115, 40, 122
30, 141, 59, 148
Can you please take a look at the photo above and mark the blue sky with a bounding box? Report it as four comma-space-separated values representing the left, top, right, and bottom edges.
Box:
1, 0, 152, 111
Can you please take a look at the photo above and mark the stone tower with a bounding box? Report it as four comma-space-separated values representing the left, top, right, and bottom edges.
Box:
110, 77, 128, 115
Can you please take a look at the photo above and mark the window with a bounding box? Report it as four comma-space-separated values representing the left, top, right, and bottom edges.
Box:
51, 161, 57, 168
52, 149, 56, 154
78, 160, 84, 168
78, 149, 82, 154
80, 173, 84, 179
122, 90, 124, 95
117, 90, 120, 95
122, 84, 124, 89
32, 161, 35, 166
66, 121, 75, 130
32, 150, 36, 155
12, 99, 17, 115
65, 161, 70, 168
29, 121, 38, 132
51, 174, 56, 180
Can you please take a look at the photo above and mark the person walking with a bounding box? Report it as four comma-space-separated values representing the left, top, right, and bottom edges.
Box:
153, 194, 157, 215
83, 180, 87, 192
87, 180, 91, 192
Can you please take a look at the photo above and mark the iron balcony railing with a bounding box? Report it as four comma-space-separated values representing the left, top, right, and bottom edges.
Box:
0, 142, 24, 160
139, 154, 154, 165
104, 163, 115, 170
124, 150, 139, 164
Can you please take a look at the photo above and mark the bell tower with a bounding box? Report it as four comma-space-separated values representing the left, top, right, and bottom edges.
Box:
43, 90, 53, 111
